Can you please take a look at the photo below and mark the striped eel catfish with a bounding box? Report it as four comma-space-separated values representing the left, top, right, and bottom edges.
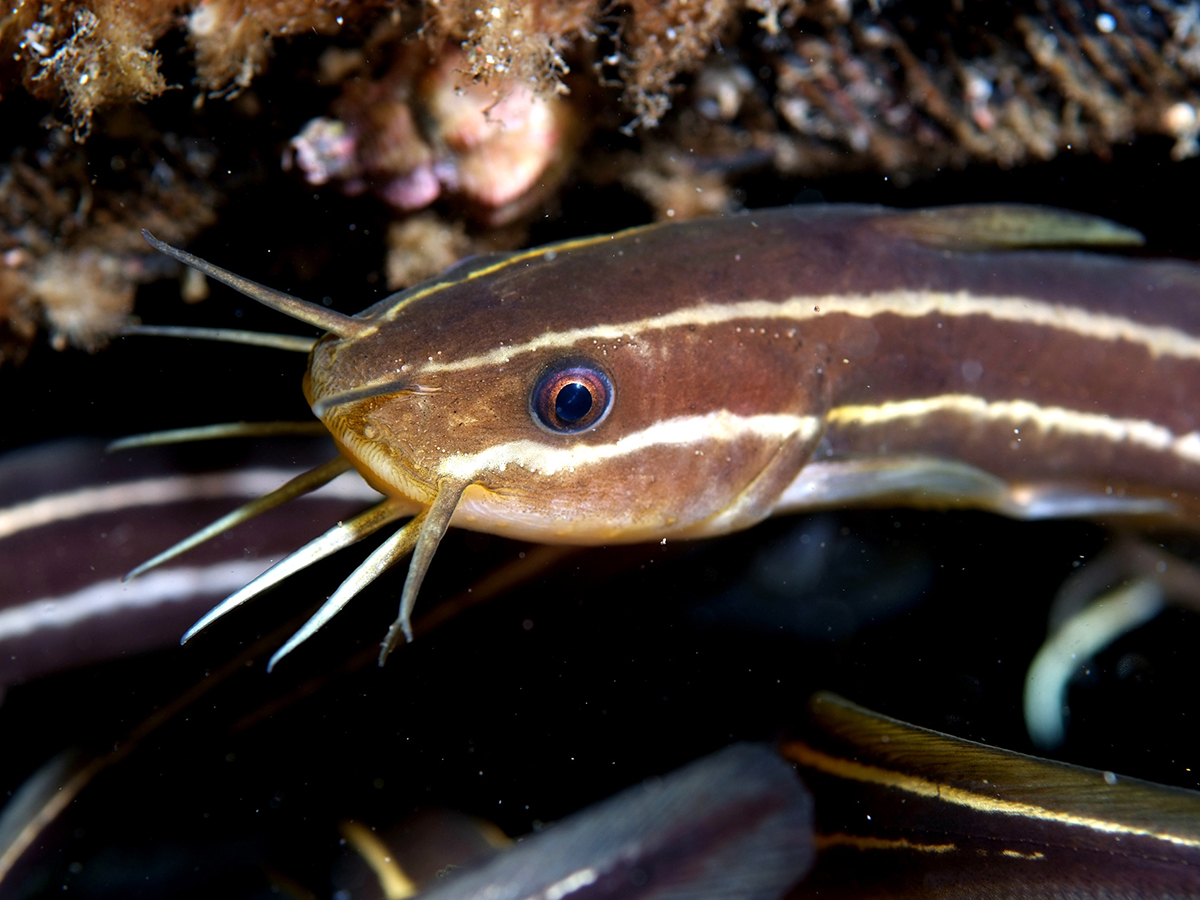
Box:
783, 692, 1200, 899
135, 203, 1200, 668
332, 695, 1200, 900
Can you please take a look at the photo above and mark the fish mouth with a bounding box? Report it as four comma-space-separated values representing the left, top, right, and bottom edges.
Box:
312, 378, 448, 505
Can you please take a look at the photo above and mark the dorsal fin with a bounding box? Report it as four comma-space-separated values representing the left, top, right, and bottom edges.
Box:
141, 231, 368, 339
875, 204, 1146, 251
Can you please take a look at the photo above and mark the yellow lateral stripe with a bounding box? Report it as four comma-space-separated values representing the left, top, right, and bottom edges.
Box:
435, 411, 822, 480
784, 741, 1200, 850
815, 833, 958, 853
430, 393, 1200, 483
381, 224, 662, 321
415, 290, 1200, 376
825, 395, 1200, 465
1001, 849, 1048, 860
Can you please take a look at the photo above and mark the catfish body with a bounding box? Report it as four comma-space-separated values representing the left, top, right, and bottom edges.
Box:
139, 205, 1200, 661
308, 205, 1200, 545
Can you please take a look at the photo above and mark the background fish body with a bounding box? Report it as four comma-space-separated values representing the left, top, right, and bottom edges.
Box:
306, 205, 1200, 544
406, 743, 814, 900
0, 438, 378, 685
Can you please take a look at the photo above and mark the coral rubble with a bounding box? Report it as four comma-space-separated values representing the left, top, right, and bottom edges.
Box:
3, 0, 1200, 358
0, 118, 217, 363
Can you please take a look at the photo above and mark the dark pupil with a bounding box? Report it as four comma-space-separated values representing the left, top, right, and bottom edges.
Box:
555, 382, 593, 422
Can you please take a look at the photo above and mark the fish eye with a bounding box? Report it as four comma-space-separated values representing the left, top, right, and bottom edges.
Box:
530, 360, 614, 434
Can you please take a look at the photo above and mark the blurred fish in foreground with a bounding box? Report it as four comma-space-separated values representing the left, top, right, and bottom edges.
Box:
785, 693, 1200, 900
336, 744, 815, 900
5, 691, 1199, 897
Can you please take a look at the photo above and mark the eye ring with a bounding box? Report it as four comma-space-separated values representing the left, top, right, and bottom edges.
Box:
530, 359, 614, 434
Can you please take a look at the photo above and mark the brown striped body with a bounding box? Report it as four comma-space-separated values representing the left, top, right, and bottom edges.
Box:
784, 693, 1200, 900
135, 204, 1200, 661
0, 439, 378, 684
308, 205, 1200, 545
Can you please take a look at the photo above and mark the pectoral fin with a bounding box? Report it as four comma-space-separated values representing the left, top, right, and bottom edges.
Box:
774, 455, 1176, 520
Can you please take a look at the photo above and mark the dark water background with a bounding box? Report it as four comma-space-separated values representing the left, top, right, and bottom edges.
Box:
2, 27, 1199, 899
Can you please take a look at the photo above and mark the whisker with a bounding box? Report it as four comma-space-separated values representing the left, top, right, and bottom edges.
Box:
379, 479, 471, 664
108, 421, 329, 452
181, 499, 410, 643
120, 325, 317, 353
141, 230, 369, 339
124, 457, 353, 581
311, 381, 442, 418
267, 513, 425, 671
